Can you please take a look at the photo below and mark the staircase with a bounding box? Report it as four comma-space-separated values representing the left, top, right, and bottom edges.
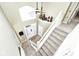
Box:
33, 24, 68, 56
22, 10, 78, 56
33, 21, 77, 56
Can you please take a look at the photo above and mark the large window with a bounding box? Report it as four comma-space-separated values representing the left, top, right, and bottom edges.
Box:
19, 6, 36, 21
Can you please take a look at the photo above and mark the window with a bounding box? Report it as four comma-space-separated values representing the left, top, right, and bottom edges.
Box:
19, 6, 36, 21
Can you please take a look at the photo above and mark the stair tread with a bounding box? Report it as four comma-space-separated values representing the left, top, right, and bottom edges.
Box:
54, 28, 68, 37
51, 31, 65, 42
44, 41, 56, 54
37, 51, 42, 56
42, 45, 53, 56
55, 27, 68, 35
47, 38, 59, 49
50, 34, 63, 43
56, 24, 71, 33
53, 31, 65, 39
31, 35, 41, 43
39, 48, 47, 56
49, 36, 61, 46
33, 23, 71, 56
38, 51, 43, 56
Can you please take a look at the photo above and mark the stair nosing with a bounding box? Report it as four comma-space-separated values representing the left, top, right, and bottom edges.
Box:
38, 51, 43, 56
49, 36, 61, 46
46, 40, 57, 50
51, 34, 63, 43
53, 31, 65, 38
51, 32, 64, 42
53, 28, 67, 37
42, 44, 53, 56
47, 38, 59, 49
46, 39, 58, 50
41, 47, 48, 56
44, 43, 55, 55
39, 48, 47, 56
55, 27, 69, 34
50, 35, 62, 45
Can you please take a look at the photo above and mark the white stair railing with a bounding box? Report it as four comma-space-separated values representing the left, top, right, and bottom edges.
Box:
30, 10, 65, 52
37, 10, 65, 50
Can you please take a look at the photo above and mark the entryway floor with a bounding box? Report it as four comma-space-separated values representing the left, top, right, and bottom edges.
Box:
22, 35, 41, 56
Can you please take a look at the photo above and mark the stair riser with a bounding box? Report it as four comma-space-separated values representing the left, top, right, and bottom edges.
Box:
55, 28, 68, 36
44, 42, 55, 55
49, 36, 61, 46
51, 33, 64, 42
47, 39, 58, 50
53, 29, 67, 37
42, 45, 53, 56
39, 49, 47, 56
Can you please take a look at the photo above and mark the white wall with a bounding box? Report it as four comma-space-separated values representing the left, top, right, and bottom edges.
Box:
0, 7, 19, 56
43, 2, 70, 19
0, 2, 36, 35
0, 3, 37, 43
0, 2, 70, 30
0, 2, 70, 42
38, 19, 51, 33
0, 2, 36, 25
38, 2, 70, 33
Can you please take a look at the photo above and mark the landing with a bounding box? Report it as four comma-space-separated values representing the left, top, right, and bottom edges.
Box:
21, 35, 41, 56
30, 35, 41, 43
57, 21, 78, 33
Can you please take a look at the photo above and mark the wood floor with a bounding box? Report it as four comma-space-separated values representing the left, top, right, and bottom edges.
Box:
30, 35, 41, 43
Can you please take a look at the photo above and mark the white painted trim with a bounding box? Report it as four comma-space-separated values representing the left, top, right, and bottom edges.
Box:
19, 45, 26, 56
30, 40, 38, 51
